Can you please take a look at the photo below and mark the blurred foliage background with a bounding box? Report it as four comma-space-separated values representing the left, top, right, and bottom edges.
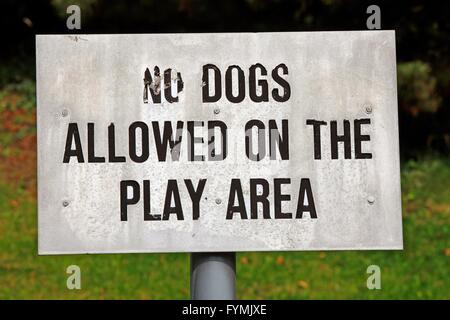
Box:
0, 0, 448, 299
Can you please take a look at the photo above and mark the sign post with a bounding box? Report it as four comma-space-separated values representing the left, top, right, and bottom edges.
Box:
36, 31, 403, 299
190, 252, 236, 300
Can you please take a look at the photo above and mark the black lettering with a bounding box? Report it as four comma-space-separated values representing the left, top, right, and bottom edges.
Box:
129, 121, 150, 163
225, 65, 245, 103
143, 180, 161, 221
296, 178, 317, 219
226, 179, 248, 219
164, 68, 183, 103
143, 67, 161, 104
249, 63, 268, 102
87, 123, 105, 163
108, 123, 126, 162
250, 179, 270, 219
269, 119, 289, 160
272, 63, 291, 102
163, 180, 184, 220
306, 119, 327, 160
245, 120, 266, 161
184, 179, 207, 220
354, 119, 372, 159
152, 121, 184, 162
202, 64, 221, 103
274, 178, 292, 219
208, 121, 227, 161
187, 121, 205, 161
63, 123, 84, 163
330, 120, 351, 159
120, 180, 140, 221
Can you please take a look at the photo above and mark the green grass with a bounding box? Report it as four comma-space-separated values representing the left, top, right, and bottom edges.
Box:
0, 157, 449, 299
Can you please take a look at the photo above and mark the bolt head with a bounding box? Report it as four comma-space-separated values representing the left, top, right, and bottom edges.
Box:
213, 108, 220, 115
365, 105, 373, 114
215, 198, 222, 205
367, 196, 375, 205
62, 200, 70, 207
62, 109, 69, 117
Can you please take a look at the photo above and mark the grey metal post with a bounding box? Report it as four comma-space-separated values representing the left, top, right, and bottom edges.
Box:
190, 252, 236, 300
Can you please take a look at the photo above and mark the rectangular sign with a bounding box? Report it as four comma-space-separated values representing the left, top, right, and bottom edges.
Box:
36, 31, 402, 254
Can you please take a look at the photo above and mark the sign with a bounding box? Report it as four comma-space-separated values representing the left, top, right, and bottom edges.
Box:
36, 31, 403, 254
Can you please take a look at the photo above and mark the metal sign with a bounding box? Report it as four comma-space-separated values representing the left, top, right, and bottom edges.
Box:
36, 31, 402, 254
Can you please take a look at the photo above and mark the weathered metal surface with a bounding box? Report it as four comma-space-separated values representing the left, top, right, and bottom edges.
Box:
36, 31, 402, 254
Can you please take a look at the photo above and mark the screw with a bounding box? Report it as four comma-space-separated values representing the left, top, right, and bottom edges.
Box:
367, 196, 375, 205
214, 108, 220, 115
215, 198, 222, 205
62, 200, 70, 207
62, 109, 69, 117
365, 104, 373, 114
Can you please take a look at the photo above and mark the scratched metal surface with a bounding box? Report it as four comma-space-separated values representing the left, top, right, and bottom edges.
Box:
36, 31, 402, 254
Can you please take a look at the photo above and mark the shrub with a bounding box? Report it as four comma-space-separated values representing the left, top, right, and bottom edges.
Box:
397, 60, 442, 116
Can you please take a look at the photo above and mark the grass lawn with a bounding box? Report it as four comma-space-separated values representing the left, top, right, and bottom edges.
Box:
0, 157, 448, 299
